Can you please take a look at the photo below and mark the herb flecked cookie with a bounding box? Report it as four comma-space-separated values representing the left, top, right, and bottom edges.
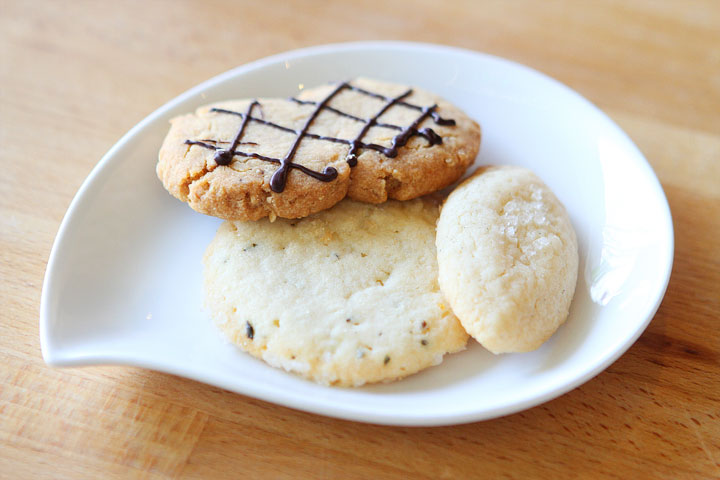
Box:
436, 166, 579, 354
203, 198, 468, 386
158, 78, 481, 221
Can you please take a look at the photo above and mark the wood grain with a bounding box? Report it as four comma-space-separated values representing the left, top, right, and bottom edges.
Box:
1, 0, 718, 478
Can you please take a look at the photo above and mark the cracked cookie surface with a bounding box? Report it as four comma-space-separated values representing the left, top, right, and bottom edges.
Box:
436, 166, 579, 354
157, 78, 481, 221
203, 198, 468, 386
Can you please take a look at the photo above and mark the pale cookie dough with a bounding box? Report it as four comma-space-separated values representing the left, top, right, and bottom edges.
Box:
203, 199, 468, 386
158, 78, 480, 221
436, 166, 578, 354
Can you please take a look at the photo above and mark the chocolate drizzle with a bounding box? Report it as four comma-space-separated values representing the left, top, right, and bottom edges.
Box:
343, 84, 456, 126
345, 89, 412, 167
184, 81, 456, 193
214, 101, 259, 166
270, 82, 346, 192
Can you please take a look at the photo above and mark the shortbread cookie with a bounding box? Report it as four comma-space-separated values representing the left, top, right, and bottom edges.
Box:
158, 78, 481, 221
203, 199, 468, 386
436, 166, 578, 354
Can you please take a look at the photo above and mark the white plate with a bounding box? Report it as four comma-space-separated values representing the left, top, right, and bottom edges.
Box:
40, 42, 673, 426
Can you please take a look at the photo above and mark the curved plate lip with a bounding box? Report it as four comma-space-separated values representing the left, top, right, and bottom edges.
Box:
40, 41, 674, 426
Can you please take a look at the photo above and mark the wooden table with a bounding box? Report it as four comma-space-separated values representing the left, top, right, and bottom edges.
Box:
2, 1, 718, 478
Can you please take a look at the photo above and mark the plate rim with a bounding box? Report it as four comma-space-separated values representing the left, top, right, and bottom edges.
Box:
40, 41, 674, 426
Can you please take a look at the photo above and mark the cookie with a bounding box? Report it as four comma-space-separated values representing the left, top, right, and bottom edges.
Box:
158, 78, 481, 221
436, 166, 578, 354
203, 198, 468, 386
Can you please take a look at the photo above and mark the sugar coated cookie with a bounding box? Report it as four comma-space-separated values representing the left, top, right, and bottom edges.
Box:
436, 166, 578, 354
203, 199, 468, 386
158, 78, 480, 221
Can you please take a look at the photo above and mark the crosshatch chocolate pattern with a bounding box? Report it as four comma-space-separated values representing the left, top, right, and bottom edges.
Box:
184, 82, 457, 193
